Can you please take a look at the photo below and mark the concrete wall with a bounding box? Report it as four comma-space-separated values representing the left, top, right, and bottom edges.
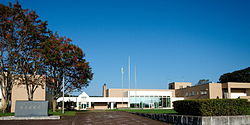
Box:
11, 84, 46, 112
133, 113, 250, 125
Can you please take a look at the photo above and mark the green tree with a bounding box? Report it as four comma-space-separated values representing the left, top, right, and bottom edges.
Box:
197, 79, 211, 85
219, 67, 250, 83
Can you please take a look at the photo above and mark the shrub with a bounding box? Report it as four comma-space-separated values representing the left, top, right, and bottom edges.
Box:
173, 99, 249, 116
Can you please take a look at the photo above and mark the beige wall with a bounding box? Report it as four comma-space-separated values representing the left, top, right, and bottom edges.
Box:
208, 83, 223, 99
117, 102, 128, 108
222, 82, 250, 89
93, 102, 108, 110
11, 84, 46, 112
222, 82, 250, 99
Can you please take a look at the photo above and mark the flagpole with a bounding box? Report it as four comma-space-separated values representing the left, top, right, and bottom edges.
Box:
128, 56, 131, 108
121, 67, 124, 107
128, 56, 130, 89
134, 65, 137, 108
62, 76, 65, 114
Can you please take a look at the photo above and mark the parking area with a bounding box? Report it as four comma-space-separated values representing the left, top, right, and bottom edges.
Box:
0, 111, 168, 125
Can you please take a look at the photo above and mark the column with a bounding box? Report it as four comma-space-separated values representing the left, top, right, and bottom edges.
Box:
89, 102, 91, 108
228, 86, 231, 98
111, 102, 114, 109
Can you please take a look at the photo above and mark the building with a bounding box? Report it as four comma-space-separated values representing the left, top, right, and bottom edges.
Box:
0, 75, 46, 112
174, 82, 223, 99
174, 82, 250, 101
11, 84, 46, 112
57, 82, 250, 110
57, 84, 184, 110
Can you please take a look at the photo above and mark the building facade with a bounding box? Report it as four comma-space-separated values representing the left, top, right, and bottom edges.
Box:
0, 75, 46, 112
57, 84, 184, 110
57, 82, 250, 110
174, 82, 250, 101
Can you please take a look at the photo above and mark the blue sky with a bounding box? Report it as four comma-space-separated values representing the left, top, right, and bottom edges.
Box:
3, 0, 250, 96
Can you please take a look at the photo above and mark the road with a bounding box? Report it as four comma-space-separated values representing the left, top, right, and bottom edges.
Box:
0, 111, 168, 125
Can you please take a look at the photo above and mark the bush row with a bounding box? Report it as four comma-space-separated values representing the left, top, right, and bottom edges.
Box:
173, 99, 249, 116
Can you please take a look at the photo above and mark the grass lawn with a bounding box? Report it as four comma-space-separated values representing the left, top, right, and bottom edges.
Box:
0, 112, 14, 117
0, 110, 77, 117
111, 109, 177, 114
48, 110, 77, 116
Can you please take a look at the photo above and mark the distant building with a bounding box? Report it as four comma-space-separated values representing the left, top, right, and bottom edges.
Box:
175, 82, 250, 101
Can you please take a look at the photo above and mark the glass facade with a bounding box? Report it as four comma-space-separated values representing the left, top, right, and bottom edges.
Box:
129, 96, 171, 108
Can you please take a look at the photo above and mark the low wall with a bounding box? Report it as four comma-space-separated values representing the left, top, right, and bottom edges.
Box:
132, 112, 250, 125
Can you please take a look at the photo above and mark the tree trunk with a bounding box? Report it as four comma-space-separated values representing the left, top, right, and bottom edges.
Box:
1, 99, 8, 113
52, 99, 57, 112
1, 95, 11, 113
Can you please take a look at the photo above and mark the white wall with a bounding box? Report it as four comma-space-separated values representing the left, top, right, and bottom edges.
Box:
128, 91, 173, 97
231, 93, 247, 99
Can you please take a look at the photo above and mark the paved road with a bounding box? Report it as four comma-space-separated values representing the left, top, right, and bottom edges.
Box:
0, 111, 168, 125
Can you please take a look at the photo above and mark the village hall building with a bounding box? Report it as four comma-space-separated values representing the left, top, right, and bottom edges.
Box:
57, 82, 250, 110
1, 77, 250, 112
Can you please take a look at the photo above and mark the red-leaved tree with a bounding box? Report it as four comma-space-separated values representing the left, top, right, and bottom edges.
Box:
41, 33, 93, 112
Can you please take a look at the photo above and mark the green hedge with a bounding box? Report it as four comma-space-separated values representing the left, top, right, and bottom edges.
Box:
173, 99, 249, 116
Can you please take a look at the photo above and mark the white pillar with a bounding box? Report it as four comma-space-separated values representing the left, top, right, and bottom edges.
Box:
77, 101, 79, 110
111, 102, 114, 109
89, 102, 91, 108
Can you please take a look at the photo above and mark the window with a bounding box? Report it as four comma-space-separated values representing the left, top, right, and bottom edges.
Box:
166, 96, 171, 107
191, 91, 195, 96
200, 90, 207, 95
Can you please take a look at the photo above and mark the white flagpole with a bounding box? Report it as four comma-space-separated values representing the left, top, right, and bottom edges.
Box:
135, 65, 137, 89
134, 65, 137, 108
62, 76, 65, 114
121, 67, 124, 89
128, 56, 131, 89
121, 67, 124, 107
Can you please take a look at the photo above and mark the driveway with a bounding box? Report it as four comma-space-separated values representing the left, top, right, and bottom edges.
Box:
0, 111, 168, 125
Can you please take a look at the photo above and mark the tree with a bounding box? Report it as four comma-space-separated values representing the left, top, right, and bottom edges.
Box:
0, 3, 21, 112
197, 79, 211, 85
12, 2, 49, 101
1, 2, 50, 102
1, 1, 93, 112
41, 34, 93, 112
219, 67, 250, 83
